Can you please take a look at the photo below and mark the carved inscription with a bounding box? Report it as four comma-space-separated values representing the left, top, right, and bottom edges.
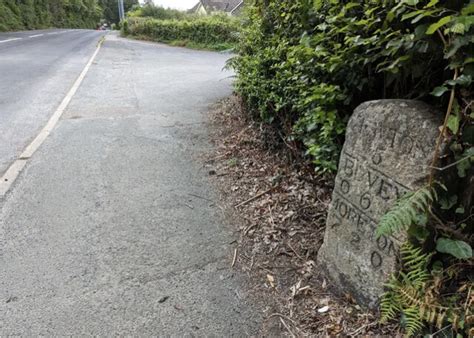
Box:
332, 150, 409, 270
318, 100, 440, 308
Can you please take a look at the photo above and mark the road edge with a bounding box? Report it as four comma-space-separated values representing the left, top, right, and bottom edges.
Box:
0, 35, 106, 198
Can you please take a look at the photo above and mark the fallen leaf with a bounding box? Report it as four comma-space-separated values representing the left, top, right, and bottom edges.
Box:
318, 305, 330, 313
267, 274, 275, 288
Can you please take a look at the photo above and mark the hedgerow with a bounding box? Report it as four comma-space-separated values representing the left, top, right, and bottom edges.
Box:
127, 3, 186, 20
0, 0, 102, 31
231, 0, 473, 173
122, 14, 240, 51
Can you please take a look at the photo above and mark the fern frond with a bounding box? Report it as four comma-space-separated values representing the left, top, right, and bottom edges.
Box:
376, 186, 436, 238
380, 243, 462, 335
403, 306, 424, 336
380, 288, 400, 322
400, 243, 432, 286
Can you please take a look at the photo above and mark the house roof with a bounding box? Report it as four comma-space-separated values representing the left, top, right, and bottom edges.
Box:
191, 0, 243, 14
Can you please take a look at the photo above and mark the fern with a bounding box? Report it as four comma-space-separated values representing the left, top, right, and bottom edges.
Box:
403, 306, 425, 336
376, 185, 437, 238
380, 243, 463, 336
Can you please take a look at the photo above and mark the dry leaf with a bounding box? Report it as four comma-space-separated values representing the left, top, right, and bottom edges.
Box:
266, 274, 275, 288
318, 305, 330, 313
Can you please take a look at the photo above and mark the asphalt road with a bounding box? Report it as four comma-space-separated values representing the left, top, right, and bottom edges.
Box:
0, 29, 105, 176
0, 31, 260, 335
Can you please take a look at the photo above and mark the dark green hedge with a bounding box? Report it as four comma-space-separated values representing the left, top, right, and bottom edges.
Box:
0, 0, 102, 31
231, 0, 473, 172
123, 15, 240, 50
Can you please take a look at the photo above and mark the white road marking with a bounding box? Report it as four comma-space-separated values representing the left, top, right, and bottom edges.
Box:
0, 38, 22, 44
0, 37, 105, 198
47, 31, 71, 35
29, 34, 44, 38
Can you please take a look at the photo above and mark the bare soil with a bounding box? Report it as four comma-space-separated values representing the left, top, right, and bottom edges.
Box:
203, 96, 399, 336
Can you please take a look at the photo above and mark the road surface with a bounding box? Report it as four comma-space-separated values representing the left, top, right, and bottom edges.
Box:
0, 30, 259, 335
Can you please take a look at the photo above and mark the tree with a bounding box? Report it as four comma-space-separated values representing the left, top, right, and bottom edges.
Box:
99, 0, 139, 24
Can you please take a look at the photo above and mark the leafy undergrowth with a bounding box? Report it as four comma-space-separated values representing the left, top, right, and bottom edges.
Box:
204, 95, 399, 336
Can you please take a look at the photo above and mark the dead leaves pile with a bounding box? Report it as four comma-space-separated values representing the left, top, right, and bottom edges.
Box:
205, 96, 398, 336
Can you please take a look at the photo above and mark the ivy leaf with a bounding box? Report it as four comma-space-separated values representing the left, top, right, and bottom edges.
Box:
408, 224, 429, 242
426, 16, 452, 35
446, 74, 472, 87
457, 148, 474, 178
457, 159, 470, 178
447, 114, 460, 134
431, 86, 448, 97
440, 195, 457, 210
436, 238, 473, 259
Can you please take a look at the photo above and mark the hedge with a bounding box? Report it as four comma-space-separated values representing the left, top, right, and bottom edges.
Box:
0, 0, 102, 31
123, 15, 240, 50
231, 0, 473, 172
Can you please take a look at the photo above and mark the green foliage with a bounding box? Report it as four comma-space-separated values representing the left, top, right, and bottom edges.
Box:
436, 238, 473, 259
0, 0, 103, 31
99, 0, 138, 24
377, 186, 437, 238
127, 3, 185, 21
231, 0, 473, 172
380, 243, 467, 336
123, 14, 240, 51
234, 2, 473, 331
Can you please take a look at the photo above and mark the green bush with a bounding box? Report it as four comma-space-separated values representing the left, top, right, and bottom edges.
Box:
231, 0, 473, 172
0, 0, 102, 31
123, 14, 240, 51
128, 3, 186, 20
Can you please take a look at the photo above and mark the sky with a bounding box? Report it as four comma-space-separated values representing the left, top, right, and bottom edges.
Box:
140, 0, 198, 10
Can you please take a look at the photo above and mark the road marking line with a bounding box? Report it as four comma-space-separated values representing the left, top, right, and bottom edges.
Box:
29, 34, 44, 38
0, 37, 105, 198
48, 31, 70, 35
0, 38, 22, 44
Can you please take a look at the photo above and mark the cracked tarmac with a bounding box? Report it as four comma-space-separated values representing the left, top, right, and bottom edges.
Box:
0, 32, 260, 335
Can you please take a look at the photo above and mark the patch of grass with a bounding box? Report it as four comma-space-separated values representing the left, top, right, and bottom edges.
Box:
227, 158, 238, 167
125, 34, 235, 52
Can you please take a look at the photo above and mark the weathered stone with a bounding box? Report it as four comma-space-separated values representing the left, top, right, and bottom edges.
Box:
317, 100, 441, 309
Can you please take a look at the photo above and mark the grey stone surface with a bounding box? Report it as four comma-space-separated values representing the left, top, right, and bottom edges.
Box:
317, 100, 441, 308
0, 33, 260, 335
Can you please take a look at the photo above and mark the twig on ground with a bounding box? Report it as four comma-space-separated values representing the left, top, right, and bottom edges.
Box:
231, 248, 238, 268
287, 242, 304, 261
279, 317, 296, 338
243, 223, 257, 236
234, 186, 278, 208
348, 321, 378, 336
268, 313, 298, 324
188, 193, 214, 203
205, 154, 229, 163
429, 324, 452, 337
